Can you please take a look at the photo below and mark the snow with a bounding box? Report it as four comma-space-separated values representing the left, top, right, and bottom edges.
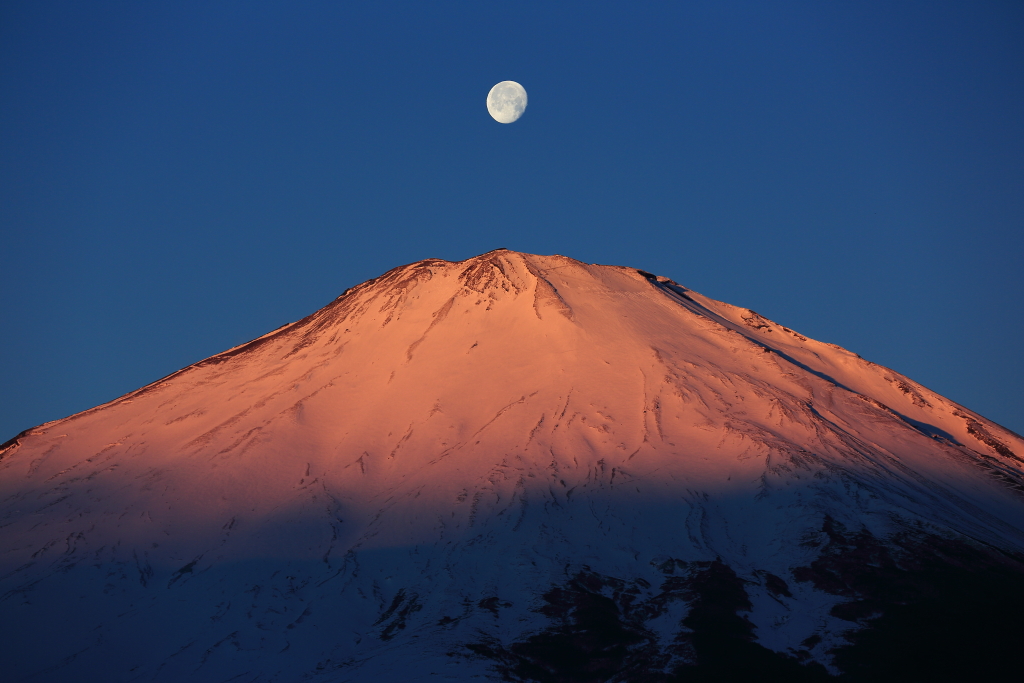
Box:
1, 249, 1022, 680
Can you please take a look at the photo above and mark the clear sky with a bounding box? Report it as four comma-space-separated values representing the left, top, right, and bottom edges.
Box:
1, 1, 1022, 439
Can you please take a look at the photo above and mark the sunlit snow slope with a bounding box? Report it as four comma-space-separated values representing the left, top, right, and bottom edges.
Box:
2, 250, 1023, 681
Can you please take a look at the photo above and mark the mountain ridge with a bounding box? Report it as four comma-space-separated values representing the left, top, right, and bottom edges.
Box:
2, 248, 1023, 681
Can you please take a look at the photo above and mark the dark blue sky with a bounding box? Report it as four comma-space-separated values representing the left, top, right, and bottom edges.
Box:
2, 1, 1022, 438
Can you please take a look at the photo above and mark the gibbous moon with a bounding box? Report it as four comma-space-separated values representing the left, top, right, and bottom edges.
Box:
486, 81, 527, 123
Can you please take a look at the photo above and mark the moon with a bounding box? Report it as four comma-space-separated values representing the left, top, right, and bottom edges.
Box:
486, 81, 527, 123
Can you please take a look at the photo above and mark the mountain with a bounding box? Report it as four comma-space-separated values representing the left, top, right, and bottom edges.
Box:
2, 249, 1023, 682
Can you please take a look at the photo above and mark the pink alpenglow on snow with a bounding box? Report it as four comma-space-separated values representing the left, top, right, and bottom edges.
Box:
2, 250, 1023, 681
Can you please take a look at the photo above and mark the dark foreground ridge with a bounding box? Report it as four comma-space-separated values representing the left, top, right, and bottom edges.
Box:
464, 520, 1024, 683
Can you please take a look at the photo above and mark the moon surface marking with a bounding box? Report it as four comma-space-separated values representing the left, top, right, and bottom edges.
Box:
486, 81, 528, 123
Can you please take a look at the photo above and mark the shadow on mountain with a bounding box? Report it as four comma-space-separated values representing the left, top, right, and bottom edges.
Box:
467, 520, 1024, 683
798, 516, 1024, 683
467, 560, 831, 683
5, 463, 1024, 683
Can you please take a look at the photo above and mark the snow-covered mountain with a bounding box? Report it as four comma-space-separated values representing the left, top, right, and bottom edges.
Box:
2, 249, 1023, 682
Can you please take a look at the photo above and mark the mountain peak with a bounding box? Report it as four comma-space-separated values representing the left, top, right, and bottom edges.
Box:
3, 250, 1024, 680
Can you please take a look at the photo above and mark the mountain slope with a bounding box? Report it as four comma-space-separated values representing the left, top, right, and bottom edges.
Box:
2, 249, 1023, 682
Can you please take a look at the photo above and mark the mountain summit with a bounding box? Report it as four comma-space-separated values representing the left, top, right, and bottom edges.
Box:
3, 249, 1023, 681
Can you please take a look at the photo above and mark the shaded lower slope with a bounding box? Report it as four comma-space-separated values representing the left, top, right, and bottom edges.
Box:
463, 521, 1024, 683
467, 560, 833, 683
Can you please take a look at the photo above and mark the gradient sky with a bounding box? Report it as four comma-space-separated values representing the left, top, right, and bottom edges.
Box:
2, 0, 1022, 439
